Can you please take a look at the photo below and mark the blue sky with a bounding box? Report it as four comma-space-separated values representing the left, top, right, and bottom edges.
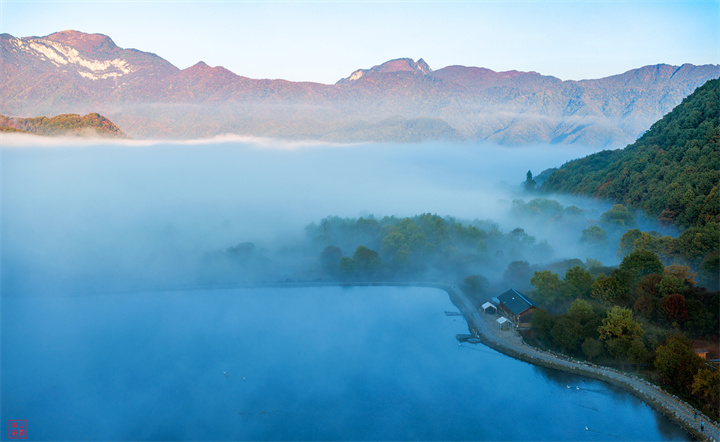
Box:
1, 1, 718, 84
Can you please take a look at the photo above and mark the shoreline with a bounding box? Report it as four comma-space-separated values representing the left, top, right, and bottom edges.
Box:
445, 283, 719, 442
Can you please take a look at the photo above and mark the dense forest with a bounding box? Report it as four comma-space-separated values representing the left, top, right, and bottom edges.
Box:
541, 79, 719, 229
531, 79, 720, 418
0, 112, 127, 138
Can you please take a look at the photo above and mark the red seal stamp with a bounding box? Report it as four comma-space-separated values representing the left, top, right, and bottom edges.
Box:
8, 420, 28, 439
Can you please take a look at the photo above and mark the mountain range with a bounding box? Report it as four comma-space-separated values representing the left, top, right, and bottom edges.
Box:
2, 30, 719, 145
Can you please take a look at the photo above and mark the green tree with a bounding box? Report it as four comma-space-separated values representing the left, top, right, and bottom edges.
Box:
524, 170, 537, 192
563, 266, 594, 299
597, 306, 645, 360
551, 317, 583, 353
692, 368, 720, 415
320, 246, 343, 276
627, 336, 650, 365
580, 225, 607, 243
592, 274, 629, 305
568, 299, 594, 322
531, 270, 562, 304
503, 261, 533, 289
601, 204, 636, 228
530, 308, 556, 343
657, 275, 685, 297
654, 335, 702, 394
581, 337, 604, 361
462, 275, 489, 296
619, 250, 664, 284
338, 257, 355, 280
352, 246, 382, 279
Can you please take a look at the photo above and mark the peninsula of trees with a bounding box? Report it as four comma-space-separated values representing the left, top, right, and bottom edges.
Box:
0, 112, 127, 138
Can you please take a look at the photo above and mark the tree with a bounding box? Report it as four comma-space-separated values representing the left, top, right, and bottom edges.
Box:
568, 299, 594, 322
462, 275, 489, 296
524, 170, 537, 192
627, 336, 650, 365
581, 337, 603, 361
503, 261, 533, 289
580, 225, 607, 243
592, 274, 629, 305
660, 294, 689, 324
692, 368, 720, 415
654, 335, 702, 394
664, 264, 696, 285
597, 306, 644, 360
563, 266, 594, 299
632, 295, 655, 320
600, 204, 636, 228
352, 246, 382, 279
657, 275, 686, 297
531, 270, 561, 304
530, 308, 555, 343
338, 256, 356, 280
619, 250, 664, 284
320, 246, 343, 276
551, 317, 583, 353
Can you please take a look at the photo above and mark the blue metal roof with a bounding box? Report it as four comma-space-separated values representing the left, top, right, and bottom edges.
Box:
497, 289, 536, 315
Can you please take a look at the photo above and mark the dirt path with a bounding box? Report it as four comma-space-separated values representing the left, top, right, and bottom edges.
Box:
448, 284, 719, 442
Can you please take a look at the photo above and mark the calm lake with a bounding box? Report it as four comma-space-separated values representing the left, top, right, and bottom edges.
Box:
2, 286, 690, 441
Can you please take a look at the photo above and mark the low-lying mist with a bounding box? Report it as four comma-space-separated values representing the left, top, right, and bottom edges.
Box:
1, 137, 673, 296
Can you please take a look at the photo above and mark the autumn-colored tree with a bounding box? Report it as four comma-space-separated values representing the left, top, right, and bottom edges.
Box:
664, 264, 696, 285
636, 273, 664, 300
660, 293, 690, 324
632, 295, 656, 320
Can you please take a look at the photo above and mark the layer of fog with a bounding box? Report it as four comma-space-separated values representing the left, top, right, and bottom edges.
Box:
1, 138, 672, 296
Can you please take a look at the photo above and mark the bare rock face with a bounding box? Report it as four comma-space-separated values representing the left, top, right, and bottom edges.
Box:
2, 30, 719, 145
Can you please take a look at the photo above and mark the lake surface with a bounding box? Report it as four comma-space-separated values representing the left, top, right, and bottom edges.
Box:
2, 286, 690, 441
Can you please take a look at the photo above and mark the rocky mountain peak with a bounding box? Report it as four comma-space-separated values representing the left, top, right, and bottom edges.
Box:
337, 57, 432, 84
45, 30, 118, 53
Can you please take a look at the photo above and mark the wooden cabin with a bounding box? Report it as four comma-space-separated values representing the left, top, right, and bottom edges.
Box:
497, 289, 537, 330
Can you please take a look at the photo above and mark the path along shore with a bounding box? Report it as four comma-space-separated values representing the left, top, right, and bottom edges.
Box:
446, 284, 719, 442
142, 280, 718, 439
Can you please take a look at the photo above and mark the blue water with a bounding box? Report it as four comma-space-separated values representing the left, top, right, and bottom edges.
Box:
2, 286, 689, 441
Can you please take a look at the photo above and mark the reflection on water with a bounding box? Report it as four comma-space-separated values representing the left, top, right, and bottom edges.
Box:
2, 287, 690, 440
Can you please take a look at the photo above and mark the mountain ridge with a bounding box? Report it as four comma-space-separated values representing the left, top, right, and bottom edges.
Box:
541, 78, 719, 229
2, 30, 718, 144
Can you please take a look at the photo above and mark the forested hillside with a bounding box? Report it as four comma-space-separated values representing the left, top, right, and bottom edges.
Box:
542, 79, 719, 229
0, 112, 127, 138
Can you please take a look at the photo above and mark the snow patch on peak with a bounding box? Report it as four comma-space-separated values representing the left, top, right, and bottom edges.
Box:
19, 37, 135, 80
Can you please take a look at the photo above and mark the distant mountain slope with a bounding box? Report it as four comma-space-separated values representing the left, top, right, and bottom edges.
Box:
0, 112, 128, 138
2, 30, 719, 144
541, 79, 719, 228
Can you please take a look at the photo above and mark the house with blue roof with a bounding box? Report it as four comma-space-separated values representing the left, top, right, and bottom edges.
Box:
496, 289, 537, 331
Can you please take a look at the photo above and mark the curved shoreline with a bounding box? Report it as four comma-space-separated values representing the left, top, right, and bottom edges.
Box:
60, 279, 718, 439
237, 280, 719, 440
443, 283, 719, 442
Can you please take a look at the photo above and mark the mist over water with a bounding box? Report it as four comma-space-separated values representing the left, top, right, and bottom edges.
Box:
2, 286, 690, 441
1, 139, 691, 440
2, 138, 655, 295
